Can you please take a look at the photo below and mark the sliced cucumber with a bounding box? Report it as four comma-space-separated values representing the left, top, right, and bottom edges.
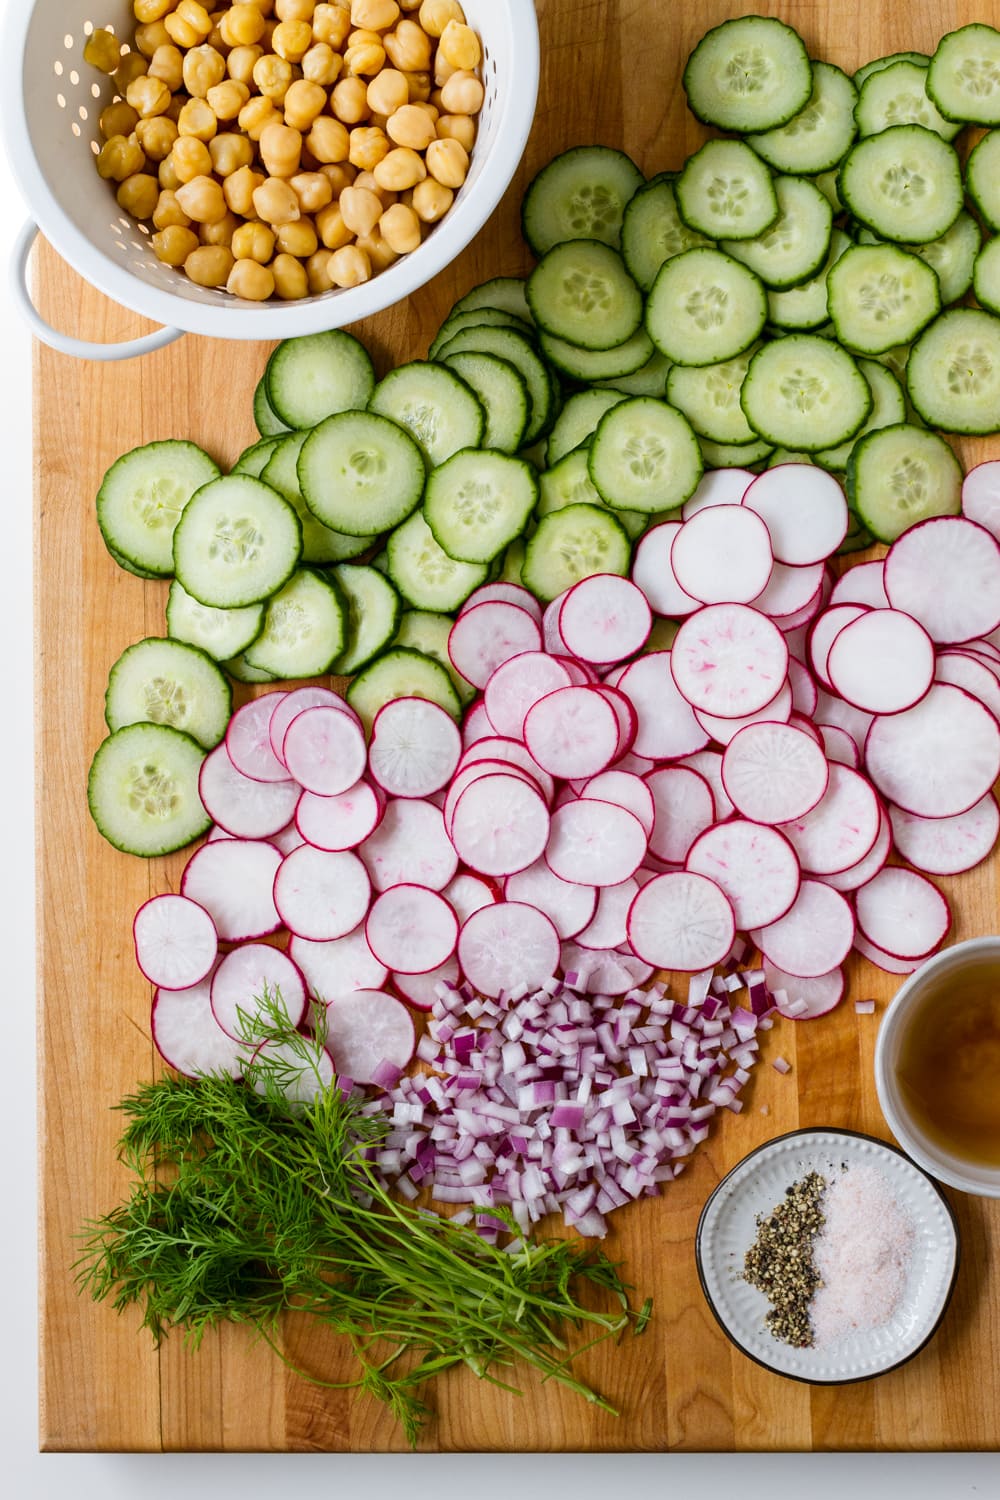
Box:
621, 175, 712, 293
847, 422, 962, 541
386, 508, 488, 612
538, 447, 647, 541
538, 325, 655, 383
224, 652, 277, 684
588, 397, 703, 513
88, 722, 210, 857
264, 329, 375, 429
768, 448, 815, 467
855, 51, 930, 89
837, 125, 963, 244
813, 358, 907, 469
973, 237, 1000, 316
827, 243, 941, 355
646, 247, 767, 366
740, 335, 873, 451
424, 450, 538, 564
439, 351, 529, 454
906, 307, 1000, 434
449, 277, 532, 325
253, 376, 291, 438
746, 60, 858, 175
855, 59, 961, 141
172, 475, 302, 608
683, 15, 813, 132
878, 211, 981, 305
520, 145, 644, 256
676, 139, 778, 241
231, 436, 282, 479
243, 566, 347, 678
346, 646, 461, 731
965, 131, 1000, 232
368, 361, 485, 467
330, 563, 401, 676
521, 503, 631, 603
595, 348, 673, 398
813, 170, 843, 213
297, 410, 425, 536
392, 610, 476, 706
927, 23, 1000, 125
547, 389, 629, 467
104, 636, 232, 750
434, 325, 556, 445
166, 579, 264, 662
428, 306, 532, 361
526, 240, 643, 351
700, 435, 774, 468
96, 440, 221, 578
767, 227, 853, 331
721, 175, 832, 290
499, 539, 527, 586
667, 347, 759, 445
105, 545, 163, 581
263, 430, 377, 564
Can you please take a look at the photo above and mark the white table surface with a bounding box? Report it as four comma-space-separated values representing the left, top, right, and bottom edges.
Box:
0, 3, 996, 1491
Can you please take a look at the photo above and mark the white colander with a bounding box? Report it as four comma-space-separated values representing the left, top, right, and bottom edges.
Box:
3, 0, 538, 361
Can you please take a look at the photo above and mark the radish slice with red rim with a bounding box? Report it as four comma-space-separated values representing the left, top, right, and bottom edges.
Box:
613, 749, 656, 778
864, 682, 1000, 818
542, 592, 571, 655
289, 927, 388, 1000
462, 699, 494, 746
180, 838, 282, 941
789, 711, 823, 746
626, 871, 736, 971
962, 461, 1000, 542
457, 902, 561, 998
365, 884, 459, 974
325, 989, 416, 1085
444, 760, 544, 835
560, 942, 655, 994
722, 720, 829, 824
933, 650, 1000, 723
133, 893, 219, 990
884, 516, 1000, 643
631, 522, 701, 617
360, 797, 458, 891
545, 798, 648, 886
268, 685, 352, 765
813, 688, 874, 754
281, 704, 368, 797
447, 600, 543, 689
368, 696, 462, 798
852, 933, 921, 975
693, 677, 793, 745
391, 956, 461, 1011
225, 691, 290, 783
503, 859, 597, 939
595, 684, 638, 760
458, 737, 555, 801
751, 560, 826, 621
557, 574, 652, 663
211, 943, 308, 1040
817, 722, 859, 769
786, 656, 818, 718
750, 879, 855, 978
670, 505, 774, 605
682, 467, 755, 517
772, 584, 825, 634
271, 821, 307, 855
888, 794, 1000, 875
671, 604, 789, 718
677, 749, 736, 820
573, 876, 639, 950
199, 743, 301, 839
450, 772, 552, 877
807, 603, 868, 689
273, 845, 371, 941
686, 820, 801, 930
763, 962, 844, 1020
742, 464, 849, 565
294, 780, 384, 851
524, 685, 621, 780
820, 806, 892, 893
854, 865, 951, 960
644, 765, 716, 864
828, 559, 889, 610
615, 653, 710, 760
152, 969, 246, 1079
779, 762, 881, 875
460, 581, 543, 623
580, 769, 655, 836
443, 872, 499, 924
483, 651, 574, 739
826, 609, 935, 714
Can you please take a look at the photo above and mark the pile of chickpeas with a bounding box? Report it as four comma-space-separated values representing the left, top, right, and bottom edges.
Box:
84, 1, 483, 301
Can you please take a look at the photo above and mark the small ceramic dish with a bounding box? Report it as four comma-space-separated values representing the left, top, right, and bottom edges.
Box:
695, 1128, 960, 1384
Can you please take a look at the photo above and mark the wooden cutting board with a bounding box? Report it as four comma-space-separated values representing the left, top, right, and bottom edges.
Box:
35, 0, 1000, 1452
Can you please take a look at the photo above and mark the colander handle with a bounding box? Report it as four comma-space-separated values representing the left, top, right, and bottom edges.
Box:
12, 221, 184, 362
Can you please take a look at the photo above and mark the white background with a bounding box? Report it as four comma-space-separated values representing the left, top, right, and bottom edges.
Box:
0, 0, 996, 1491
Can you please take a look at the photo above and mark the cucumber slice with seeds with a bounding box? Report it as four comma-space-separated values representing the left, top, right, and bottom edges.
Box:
965, 131, 1000, 231
973, 237, 1000, 316
522, 503, 631, 603
166, 579, 264, 662
667, 347, 759, 445
837, 125, 963, 244
526, 240, 643, 352
97, 440, 221, 578
861, 212, 981, 306
646, 247, 767, 366
297, 410, 425, 537
386, 509, 488, 612
88, 722, 210, 857
927, 24, 1000, 125
740, 335, 872, 451
331, 563, 401, 676
721, 175, 832, 290
263, 430, 377, 564
588, 396, 703, 513
827, 243, 941, 355
847, 423, 962, 541
243, 566, 347, 679
855, 59, 961, 141
347, 647, 462, 731
434, 325, 556, 445
621, 176, 713, 293
746, 60, 858, 175
767, 228, 853, 332
547, 389, 629, 466
538, 448, 648, 541
439, 351, 529, 453
265, 330, 375, 430
172, 475, 302, 609
683, 15, 813, 133
424, 450, 538, 564
521, 145, 644, 257
906, 307, 1000, 434
105, 637, 232, 750
368, 361, 485, 467
675, 139, 778, 241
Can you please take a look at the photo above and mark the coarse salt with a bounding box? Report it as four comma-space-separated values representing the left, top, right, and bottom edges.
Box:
810, 1165, 914, 1347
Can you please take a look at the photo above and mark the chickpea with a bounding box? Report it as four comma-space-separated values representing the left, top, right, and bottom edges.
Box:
265, 253, 306, 299
170, 135, 214, 182
307, 116, 350, 163
165, 1, 214, 49
184, 244, 235, 286
224, 164, 266, 214
344, 40, 385, 76
315, 201, 353, 248
158, 155, 183, 190
302, 43, 343, 86
440, 69, 483, 115
383, 18, 431, 69
365, 67, 407, 116
386, 102, 435, 150
227, 43, 263, 84
260, 121, 303, 176
352, 168, 394, 206
379, 200, 420, 253
398, 0, 423, 9
433, 53, 455, 88
404, 69, 432, 101
200, 210, 241, 246
372, 145, 425, 191
175, 173, 229, 222
290, 170, 334, 212
96, 134, 146, 183
348, 125, 389, 170
425, 135, 467, 188
207, 79, 251, 120
127, 74, 172, 118
313, 4, 352, 49
276, 217, 319, 256
232, 220, 277, 261
177, 98, 218, 141
219, 3, 267, 46
84, 27, 122, 74
133, 0, 176, 22
283, 79, 328, 131
134, 20, 171, 57
152, 188, 191, 229
117, 172, 160, 219
253, 176, 302, 224
436, 112, 474, 151
115, 53, 149, 92
210, 131, 255, 175
337, 184, 382, 235
318, 161, 356, 194
331, 75, 370, 123
418, 0, 464, 37
410, 174, 452, 221
100, 101, 140, 139
329, 243, 372, 286
238, 95, 282, 140
145, 44, 182, 93
355, 228, 397, 270
183, 45, 227, 98
438, 18, 480, 70
253, 54, 293, 103
272, 19, 313, 61
306, 248, 335, 292
275, 0, 316, 20
353, 0, 399, 27
136, 114, 180, 159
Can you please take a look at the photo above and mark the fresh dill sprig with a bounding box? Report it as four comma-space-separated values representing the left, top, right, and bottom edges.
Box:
75, 988, 651, 1444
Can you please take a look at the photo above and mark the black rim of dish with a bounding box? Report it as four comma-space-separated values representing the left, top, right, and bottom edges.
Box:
694, 1126, 962, 1386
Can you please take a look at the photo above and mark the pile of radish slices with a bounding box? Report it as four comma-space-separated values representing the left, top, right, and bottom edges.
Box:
134, 461, 1000, 1177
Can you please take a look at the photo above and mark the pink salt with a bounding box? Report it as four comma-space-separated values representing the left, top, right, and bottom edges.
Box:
811, 1165, 914, 1347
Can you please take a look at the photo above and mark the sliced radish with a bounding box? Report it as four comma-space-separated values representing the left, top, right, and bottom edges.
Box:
693, 677, 793, 745
457, 902, 561, 998
773, 583, 826, 634
392, 956, 461, 1011
813, 689, 874, 755
325, 989, 416, 1085
828, 560, 888, 610
855, 866, 951, 960
678, 750, 736, 820
542, 592, 571, 655
560, 942, 655, 994
443, 872, 499, 924
180, 838, 282, 941
686, 820, 800, 929
294, 780, 384, 851
750, 879, 855, 978
483, 651, 574, 739
934, 650, 1000, 723
671, 604, 789, 718
133, 893, 218, 990
962, 460, 1000, 542
722, 720, 829, 824
360, 797, 458, 891
888, 794, 1000, 875
580, 770, 655, 836
225, 691, 289, 783
573, 876, 639, 951
779, 763, 881, 875
817, 722, 859, 769
523, 685, 620, 779
670, 505, 774, 605
281, 704, 368, 798
613, 750, 657, 778
365, 884, 459, 974
751, 560, 827, 621
826, 608, 935, 715
786, 655, 818, 718
247, 1037, 335, 1103
555, 653, 600, 686
763, 962, 844, 1020
199, 743, 301, 838
368, 696, 462, 798
448, 600, 542, 689
615, 653, 710, 760
864, 683, 1000, 818
273, 845, 371, 941
884, 516, 1000, 643
626, 871, 736, 972
460, 581, 543, 623
459, 737, 555, 801
503, 859, 597, 939
462, 699, 495, 746
821, 807, 892, 893
557, 574, 652, 663
645, 766, 716, 864
545, 798, 648, 886
682, 467, 754, 516
450, 772, 551, 877
211, 943, 308, 1040
206, 824, 235, 842
742, 464, 849, 565
152, 969, 245, 1079
852, 933, 921, 975
271, 821, 307, 855
789, 711, 824, 746
631, 522, 701, 617
289, 927, 388, 1000
444, 760, 543, 835
808, 603, 868, 690
269, 686, 358, 765
596, 684, 638, 760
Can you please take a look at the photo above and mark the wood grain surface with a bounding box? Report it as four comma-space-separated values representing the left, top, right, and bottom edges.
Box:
34, 0, 1000, 1453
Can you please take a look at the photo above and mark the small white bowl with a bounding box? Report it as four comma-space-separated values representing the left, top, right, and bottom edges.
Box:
874, 935, 1000, 1198
696, 1129, 960, 1384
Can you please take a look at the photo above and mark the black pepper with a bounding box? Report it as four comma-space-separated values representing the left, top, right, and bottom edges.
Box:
742, 1170, 826, 1348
